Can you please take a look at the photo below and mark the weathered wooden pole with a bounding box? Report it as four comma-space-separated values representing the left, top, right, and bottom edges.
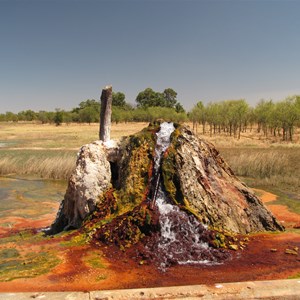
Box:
99, 85, 112, 142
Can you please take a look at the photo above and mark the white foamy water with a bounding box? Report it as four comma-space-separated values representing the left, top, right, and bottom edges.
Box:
153, 122, 175, 172
151, 122, 222, 270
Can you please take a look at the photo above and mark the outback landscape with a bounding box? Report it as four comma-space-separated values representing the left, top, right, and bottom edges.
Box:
0, 120, 299, 292
2, 1, 300, 298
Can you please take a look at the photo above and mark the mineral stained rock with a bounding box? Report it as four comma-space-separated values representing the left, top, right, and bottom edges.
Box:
49, 141, 114, 233
49, 123, 284, 236
162, 126, 284, 234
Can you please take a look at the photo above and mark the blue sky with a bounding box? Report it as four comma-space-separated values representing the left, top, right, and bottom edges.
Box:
1, 0, 300, 113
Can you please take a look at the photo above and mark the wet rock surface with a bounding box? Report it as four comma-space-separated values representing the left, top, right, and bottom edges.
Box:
49, 123, 284, 267
162, 126, 284, 234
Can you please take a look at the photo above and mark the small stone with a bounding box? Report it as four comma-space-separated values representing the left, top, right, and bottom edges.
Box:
270, 248, 278, 252
285, 249, 298, 255
229, 244, 238, 251
293, 223, 300, 229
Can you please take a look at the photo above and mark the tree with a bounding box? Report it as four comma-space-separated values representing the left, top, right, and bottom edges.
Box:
78, 99, 100, 111
275, 96, 300, 141
24, 110, 37, 121
233, 99, 249, 139
163, 88, 177, 108
72, 99, 100, 124
189, 101, 206, 133
5, 111, 18, 122
112, 92, 126, 107
254, 99, 274, 136
136, 88, 164, 108
175, 102, 185, 113
79, 106, 99, 124
38, 111, 49, 124
135, 87, 184, 112
54, 109, 63, 126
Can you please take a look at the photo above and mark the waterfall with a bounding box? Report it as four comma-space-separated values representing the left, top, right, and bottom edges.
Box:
150, 122, 229, 270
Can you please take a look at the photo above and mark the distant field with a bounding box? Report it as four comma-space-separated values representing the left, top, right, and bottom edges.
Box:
0, 122, 299, 197
0, 122, 148, 149
0, 122, 147, 179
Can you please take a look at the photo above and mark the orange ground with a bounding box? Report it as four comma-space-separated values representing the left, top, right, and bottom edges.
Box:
0, 190, 299, 292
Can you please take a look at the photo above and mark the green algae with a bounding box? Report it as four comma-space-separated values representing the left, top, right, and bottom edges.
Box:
96, 274, 107, 281
84, 124, 160, 249
115, 125, 157, 212
83, 252, 106, 269
0, 248, 20, 259
60, 232, 88, 247
0, 250, 60, 282
0, 230, 47, 245
288, 272, 300, 279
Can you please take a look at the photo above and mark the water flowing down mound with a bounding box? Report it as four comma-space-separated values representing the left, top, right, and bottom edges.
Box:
49, 122, 284, 268
144, 184, 231, 270
142, 122, 230, 269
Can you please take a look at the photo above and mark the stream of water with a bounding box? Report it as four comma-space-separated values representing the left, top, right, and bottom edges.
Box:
150, 122, 229, 270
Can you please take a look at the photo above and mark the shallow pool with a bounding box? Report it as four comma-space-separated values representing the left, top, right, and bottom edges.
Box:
0, 176, 66, 232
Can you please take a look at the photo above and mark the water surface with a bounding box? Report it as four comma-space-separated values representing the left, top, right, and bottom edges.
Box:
0, 176, 66, 231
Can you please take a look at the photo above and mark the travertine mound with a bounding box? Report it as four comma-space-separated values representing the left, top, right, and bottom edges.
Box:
162, 126, 284, 234
49, 123, 283, 235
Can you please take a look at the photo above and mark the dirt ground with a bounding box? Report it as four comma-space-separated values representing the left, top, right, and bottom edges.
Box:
0, 189, 299, 292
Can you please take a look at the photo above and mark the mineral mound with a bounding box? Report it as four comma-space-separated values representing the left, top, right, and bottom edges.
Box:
48, 122, 284, 267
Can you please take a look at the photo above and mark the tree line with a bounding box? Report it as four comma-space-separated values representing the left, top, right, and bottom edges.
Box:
190, 96, 300, 141
1, 88, 300, 141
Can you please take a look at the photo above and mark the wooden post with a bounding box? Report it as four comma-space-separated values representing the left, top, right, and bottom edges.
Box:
99, 85, 112, 142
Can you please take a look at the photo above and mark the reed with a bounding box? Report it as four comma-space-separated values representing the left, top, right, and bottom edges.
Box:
0, 150, 76, 180
220, 148, 300, 191
225, 151, 288, 178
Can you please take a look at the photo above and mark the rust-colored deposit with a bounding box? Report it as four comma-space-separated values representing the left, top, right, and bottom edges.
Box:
0, 189, 299, 292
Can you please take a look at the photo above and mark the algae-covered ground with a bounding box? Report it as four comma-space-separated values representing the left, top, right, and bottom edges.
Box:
0, 183, 299, 292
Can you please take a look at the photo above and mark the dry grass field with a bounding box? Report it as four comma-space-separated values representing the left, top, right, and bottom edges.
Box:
0, 122, 148, 179
0, 121, 299, 196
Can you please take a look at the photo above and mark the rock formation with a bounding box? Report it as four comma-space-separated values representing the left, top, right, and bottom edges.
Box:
48, 140, 117, 233
161, 126, 283, 234
48, 122, 283, 243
